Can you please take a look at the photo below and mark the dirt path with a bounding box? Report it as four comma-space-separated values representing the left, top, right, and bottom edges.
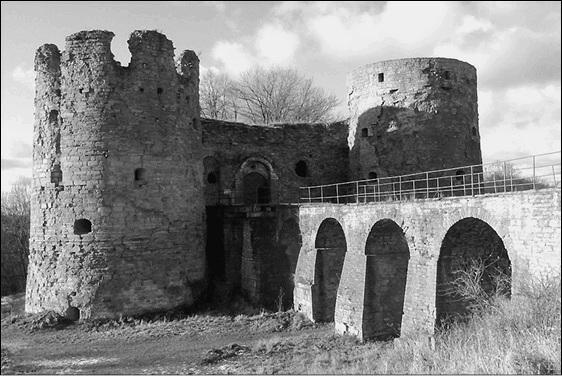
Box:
1, 310, 334, 374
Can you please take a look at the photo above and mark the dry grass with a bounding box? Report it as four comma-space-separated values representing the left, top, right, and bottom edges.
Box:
302, 274, 561, 374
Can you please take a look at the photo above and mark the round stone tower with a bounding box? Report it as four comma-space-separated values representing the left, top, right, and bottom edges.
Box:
347, 57, 482, 180
26, 30, 205, 320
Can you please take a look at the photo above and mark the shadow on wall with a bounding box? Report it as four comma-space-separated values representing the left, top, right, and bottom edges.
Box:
261, 218, 302, 310
312, 218, 347, 322
351, 105, 481, 179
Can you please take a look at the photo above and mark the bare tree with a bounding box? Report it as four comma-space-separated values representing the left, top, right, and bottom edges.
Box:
1, 177, 31, 296
233, 67, 339, 125
199, 70, 238, 121
201, 67, 340, 125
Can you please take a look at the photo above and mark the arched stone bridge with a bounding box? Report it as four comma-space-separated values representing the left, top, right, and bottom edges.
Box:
293, 188, 561, 341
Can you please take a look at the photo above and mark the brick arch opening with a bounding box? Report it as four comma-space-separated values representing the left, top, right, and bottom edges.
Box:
313, 218, 347, 322
363, 219, 409, 340
436, 217, 511, 327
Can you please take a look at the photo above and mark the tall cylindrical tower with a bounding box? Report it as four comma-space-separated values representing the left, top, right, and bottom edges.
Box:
26, 30, 206, 320
347, 58, 481, 180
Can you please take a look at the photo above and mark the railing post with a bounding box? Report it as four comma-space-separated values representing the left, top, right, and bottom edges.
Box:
308, 186, 311, 203
377, 178, 380, 202
463, 174, 466, 196
320, 186, 324, 203
356, 181, 359, 203
336, 184, 340, 204
503, 162, 507, 193
398, 176, 402, 201
478, 171, 482, 195
450, 176, 453, 196
532, 155, 536, 189
465, 172, 472, 197
426, 172, 429, 199
553, 166, 557, 186
436, 175, 440, 197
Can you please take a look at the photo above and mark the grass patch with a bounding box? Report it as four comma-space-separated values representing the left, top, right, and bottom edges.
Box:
302, 274, 561, 374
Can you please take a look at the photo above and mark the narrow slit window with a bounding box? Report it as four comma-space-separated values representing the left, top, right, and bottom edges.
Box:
135, 168, 147, 186
378, 73, 384, 82
361, 128, 369, 137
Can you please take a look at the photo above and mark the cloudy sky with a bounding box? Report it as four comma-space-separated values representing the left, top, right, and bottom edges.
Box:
1, 1, 560, 191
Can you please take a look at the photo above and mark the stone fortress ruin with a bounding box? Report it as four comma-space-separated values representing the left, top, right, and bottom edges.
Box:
26, 30, 561, 340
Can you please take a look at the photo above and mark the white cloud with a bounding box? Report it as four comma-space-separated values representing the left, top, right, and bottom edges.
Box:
302, 2, 461, 59
201, 1, 226, 12
480, 83, 562, 162
211, 41, 255, 77
255, 24, 299, 66
210, 23, 300, 77
12, 65, 34, 89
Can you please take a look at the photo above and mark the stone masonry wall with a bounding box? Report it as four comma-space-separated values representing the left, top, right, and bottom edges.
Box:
347, 58, 481, 180
26, 30, 205, 319
202, 119, 349, 205
294, 188, 561, 340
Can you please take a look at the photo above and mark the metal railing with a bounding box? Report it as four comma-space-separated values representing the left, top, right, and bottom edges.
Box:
299, 151, 561, 204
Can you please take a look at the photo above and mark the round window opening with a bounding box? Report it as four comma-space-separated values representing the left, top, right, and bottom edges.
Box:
368, 171, 378, 179
207, 172, 218, 184
295, 160, 308, 177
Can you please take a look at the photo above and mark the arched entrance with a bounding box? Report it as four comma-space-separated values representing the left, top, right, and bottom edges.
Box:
312, 218, 347, 322
363, 219, 409, 339
436, 217, 511, 327
235, 158, 275, 205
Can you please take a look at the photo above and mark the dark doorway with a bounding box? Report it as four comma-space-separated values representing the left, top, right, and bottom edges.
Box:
363, 219, 409, 339
313, 218, 347, 322
436, 217, 511, 327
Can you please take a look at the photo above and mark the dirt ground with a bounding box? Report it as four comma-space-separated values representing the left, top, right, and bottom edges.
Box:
1, 294, 349, 374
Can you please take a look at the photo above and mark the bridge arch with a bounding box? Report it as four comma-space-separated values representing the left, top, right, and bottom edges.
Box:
435, 217, 511, 327
312, 218, 347, 322
363, 219, 410, 339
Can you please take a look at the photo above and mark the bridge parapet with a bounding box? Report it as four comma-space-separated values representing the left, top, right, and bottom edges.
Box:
300, 151, 561, 204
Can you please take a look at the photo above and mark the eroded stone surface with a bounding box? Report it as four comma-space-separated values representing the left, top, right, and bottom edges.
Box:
27, 30, 205, 319
348, 58, 481, 180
